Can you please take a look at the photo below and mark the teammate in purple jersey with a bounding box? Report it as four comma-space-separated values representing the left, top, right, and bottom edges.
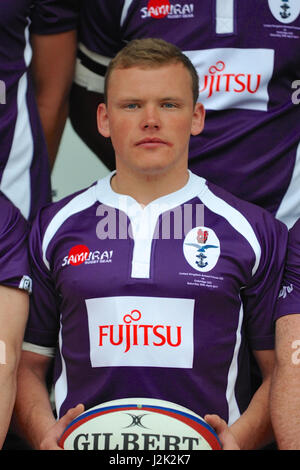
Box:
0, 0, 78, 221
16, 39, 287, 450
70, 0, 300, 230
270, 218, 300, 449
0, 193, 32, 448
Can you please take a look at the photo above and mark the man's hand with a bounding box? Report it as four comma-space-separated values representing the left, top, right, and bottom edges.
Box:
39, 404, 85, 450
205, 414, 240, 450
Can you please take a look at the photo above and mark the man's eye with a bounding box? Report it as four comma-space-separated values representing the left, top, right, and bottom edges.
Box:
162, 102, 177, 108
125, 103, 139, 109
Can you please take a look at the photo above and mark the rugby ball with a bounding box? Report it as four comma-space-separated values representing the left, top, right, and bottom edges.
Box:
58, 398, 222, 450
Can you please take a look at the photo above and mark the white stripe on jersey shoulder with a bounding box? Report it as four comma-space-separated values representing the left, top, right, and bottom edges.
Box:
199, 185, 261, 276
121, 0, 135, 27
22, 341, 55, 358
42, 185, 98, 270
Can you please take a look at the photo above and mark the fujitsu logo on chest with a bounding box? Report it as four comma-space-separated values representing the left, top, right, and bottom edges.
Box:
86, 296, 194, 368
98, 309, 182, 354
199, 60, 261, 99
186, 48, 274, 112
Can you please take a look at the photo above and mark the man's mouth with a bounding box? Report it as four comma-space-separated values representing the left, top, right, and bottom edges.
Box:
135, 137, 171, 148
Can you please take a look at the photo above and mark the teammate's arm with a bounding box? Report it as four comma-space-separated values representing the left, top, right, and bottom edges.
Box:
0, 286, 28, 448
69, 86, 116, 170
15, 350, 84, 450
31, 30, 77, 169
229, 349, 275, 450
205, 350, 274, 450
271, 314, 300, 449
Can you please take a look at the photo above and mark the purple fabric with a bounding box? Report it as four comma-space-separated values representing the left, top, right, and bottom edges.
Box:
24, 172, 287, 421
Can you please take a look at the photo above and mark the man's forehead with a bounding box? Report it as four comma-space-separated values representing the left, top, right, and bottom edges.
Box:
108, 63, 192, 94
111, 62, 187, 76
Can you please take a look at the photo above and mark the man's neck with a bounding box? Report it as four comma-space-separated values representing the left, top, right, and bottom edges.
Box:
110, 168, 190, 206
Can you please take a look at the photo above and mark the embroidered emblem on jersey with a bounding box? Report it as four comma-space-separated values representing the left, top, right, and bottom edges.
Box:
85, 296, 194, 368
62, 244, 113, 267
185, 48, 274, 111
141, 1, 194, 19
18, 275, 32, 294
278, 283, 294, 299
183, 227, 220, 273
268, 0, 300, 24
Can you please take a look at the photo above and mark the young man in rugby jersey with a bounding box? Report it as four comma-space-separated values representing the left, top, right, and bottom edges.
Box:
16, 38, 287, 450
0, 194, 32, 448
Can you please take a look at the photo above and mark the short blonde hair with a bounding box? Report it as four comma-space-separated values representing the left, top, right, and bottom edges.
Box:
104, 38, 199, 105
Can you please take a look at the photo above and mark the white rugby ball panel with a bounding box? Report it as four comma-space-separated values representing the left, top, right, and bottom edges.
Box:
59, 398, 221, 450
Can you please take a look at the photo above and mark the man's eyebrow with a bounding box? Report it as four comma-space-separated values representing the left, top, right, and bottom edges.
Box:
116, 96, 185, 102
161, 95, 183, 99
117, 97, 143, 101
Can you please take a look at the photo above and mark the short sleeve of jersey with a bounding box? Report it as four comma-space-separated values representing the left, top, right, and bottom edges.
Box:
79, 1, 125, 57
0, 194, 31, 292
241, 211, 288, 350
30, 0, 79, 36
275, 219, 300, 320
24, 207, 60, 347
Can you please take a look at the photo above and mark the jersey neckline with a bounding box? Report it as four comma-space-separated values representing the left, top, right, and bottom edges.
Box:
95, 170, 207, 216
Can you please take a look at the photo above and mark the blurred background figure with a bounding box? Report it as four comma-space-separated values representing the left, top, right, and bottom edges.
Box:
70, 0, 300, 229
0, 0, 79, 450
0, 0, 79, 222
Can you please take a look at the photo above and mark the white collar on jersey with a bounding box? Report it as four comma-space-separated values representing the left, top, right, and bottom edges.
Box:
95, 170, 207, 214
95, 170, 207, 278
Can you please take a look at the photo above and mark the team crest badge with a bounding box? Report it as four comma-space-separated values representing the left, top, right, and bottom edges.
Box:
268, 0, 300, 24
183, 227, 220, 273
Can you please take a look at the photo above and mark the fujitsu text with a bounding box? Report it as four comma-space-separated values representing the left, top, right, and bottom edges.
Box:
98, 309, 182, 353
199, 61, 261, 99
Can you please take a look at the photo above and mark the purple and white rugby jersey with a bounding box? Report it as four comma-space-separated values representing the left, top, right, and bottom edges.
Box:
24, 171, 287, 423
276, 218, 300, 319
0, 192, 31, 293
75, 0, 300, 228
0, 1, 78, 220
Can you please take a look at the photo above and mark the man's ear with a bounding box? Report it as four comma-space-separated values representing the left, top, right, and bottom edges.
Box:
97, 103, 111, 138
191, 102, 205, 137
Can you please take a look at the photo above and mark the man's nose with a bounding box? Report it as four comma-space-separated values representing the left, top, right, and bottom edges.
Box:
141, 105, 161, 129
